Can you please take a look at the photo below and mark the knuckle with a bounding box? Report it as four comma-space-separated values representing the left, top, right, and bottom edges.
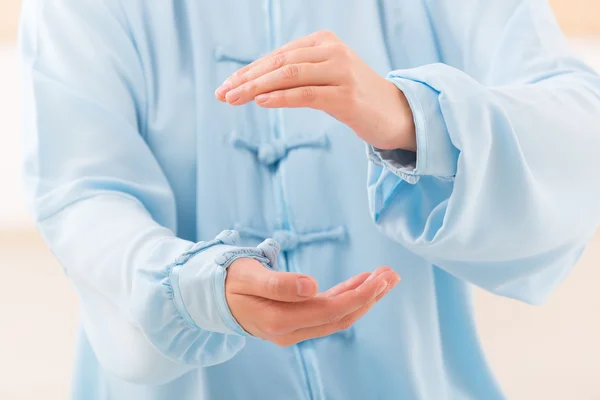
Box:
325, 305, 343, 323
318, 30, 337, 40
262, 321, 285, 336
267, 275, 281, 296
337, 85, 353, 99
300, 87, 316, 103
261, 310, 286, 335
339, 85, 358, 105
330, 43, 350, 59
337, 317, 355, 331
342, 67, 359, 86
237, 73, 249, 85
263, 324, 283, 336
245, 82, 257, 96
353, 287, 371, 303
275, 92, 285, 105
267, 92, 284, 107
281, 64, 300, 80
271, 53, 286, 69
330, 312, 344, 324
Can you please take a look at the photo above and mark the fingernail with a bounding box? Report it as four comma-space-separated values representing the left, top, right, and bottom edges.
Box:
215, 79, 231, 98
365, 271, 378, 282
226, 87, 241, 103
297, 277, 315, 297
365, 269, 383, 282
376, 281, 388, 296
255, 94, 270, 104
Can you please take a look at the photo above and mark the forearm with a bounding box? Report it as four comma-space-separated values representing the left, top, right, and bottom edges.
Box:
366, 62, 600, 303
374, 64, 600, 255
38, 193, 248, 368
76, 280, 194, 385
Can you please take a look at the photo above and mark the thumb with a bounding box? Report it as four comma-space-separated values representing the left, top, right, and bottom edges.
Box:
228, 259, 318, 302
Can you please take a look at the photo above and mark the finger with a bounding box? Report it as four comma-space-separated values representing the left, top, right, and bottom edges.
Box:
317, 272, 371, 298
254, 86, 342, 111
228, 260, 318, 302
272, 270, 400, 333
321, 270, 399, 318
216, 46, 332, 101
318, 266, 394, 298
225, 62, 338, 106
229, 32, 323, 79
273, 276, 400, 346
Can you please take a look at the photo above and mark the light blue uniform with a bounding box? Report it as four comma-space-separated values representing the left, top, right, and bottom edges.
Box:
19, 0, 600, 399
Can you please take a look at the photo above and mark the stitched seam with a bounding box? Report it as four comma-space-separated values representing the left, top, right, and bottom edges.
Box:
168, 264, 198, 327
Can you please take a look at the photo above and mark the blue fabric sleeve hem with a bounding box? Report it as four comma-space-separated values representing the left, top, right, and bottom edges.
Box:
166, 230, 242, 331
368, 72, 459, 182
133, 235, 247, 366
213, 266, 246, 336
168, 233, 280, 337
368, 146, 420, 184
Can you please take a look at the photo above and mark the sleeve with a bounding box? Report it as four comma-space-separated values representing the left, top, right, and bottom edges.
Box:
367, 0, 600, 304
19, 1, 279, 384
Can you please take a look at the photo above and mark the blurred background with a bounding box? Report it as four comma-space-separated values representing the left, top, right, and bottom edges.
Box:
1, 1, 599, 399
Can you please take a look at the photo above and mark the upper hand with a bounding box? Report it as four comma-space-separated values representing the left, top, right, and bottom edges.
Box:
215, 30, 416, 151
225, 258, 400, 346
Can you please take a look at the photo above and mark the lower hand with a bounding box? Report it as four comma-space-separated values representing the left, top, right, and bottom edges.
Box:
225, 259, 400, 346
215, 30, 416, 151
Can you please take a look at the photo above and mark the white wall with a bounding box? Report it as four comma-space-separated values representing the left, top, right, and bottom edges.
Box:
571, 37, 600, 67
0, 45, 33, 231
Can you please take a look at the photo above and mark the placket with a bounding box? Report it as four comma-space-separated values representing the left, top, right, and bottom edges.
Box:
209, 1, 343, 397
262, 1, 325, 399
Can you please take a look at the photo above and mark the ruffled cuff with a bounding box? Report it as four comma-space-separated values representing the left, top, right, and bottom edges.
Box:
133, 230, 279, 366
174, 231, 280, 336
367, 71, 460, 184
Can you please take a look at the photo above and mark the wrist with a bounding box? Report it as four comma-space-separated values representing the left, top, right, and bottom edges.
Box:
376, 81, 417, 152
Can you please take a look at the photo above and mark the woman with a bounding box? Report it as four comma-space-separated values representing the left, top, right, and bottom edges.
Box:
19, 0, 600, 399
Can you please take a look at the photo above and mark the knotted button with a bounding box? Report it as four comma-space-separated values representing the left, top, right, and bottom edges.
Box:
214, 253, 229, 266
257, 238, 280, 270
272, 230, 300, 252
215, 229, 240, 246
231, 132, 330, 167
257, 140, 288, 166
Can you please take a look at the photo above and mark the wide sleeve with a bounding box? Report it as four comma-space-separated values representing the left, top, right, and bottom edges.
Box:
368, 0, 600, 304
19, 1, 278, 384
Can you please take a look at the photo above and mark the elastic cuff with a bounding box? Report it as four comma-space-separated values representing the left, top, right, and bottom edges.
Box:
132, 235, 246, 365
168, 230, 242, 332
367, 145, 420, 184
371, 72, 459, 182
172, 232, 280, 336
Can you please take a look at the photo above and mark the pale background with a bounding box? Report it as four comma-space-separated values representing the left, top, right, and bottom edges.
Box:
0, 1, 599, 399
